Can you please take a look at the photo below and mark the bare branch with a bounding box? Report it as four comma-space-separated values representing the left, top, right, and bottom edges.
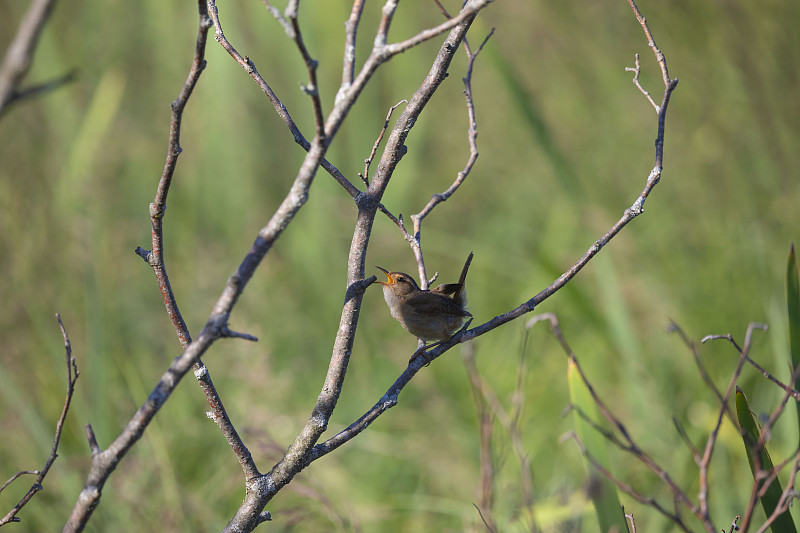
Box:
693, 325, 759, 524
672, 417, 701, 464
566, 432, 694, 532
382, 2, 492, 58
210, 0, 359, 197
671, 323, 735, 421
534, 313, 717, 532
0, 472, 38, 496
136, 0, 261, 486
0, 0, 62, 117
0, 314, 78, 526
57, 1, 687, 531
260, 1, 291, 35
703, 325, 800, 401
442, 0, 677, 360
626, 0, 673, 87
284, 4, 326, 139
83, 424, 101, 456
408, 25, 493, 287
244, 19, 495, 530
625, 54, 659, 112
64, 3, 259, 530
9, 69, 76, 104
360, 100, 408, 187
66, 3, 497, 532
340, 0, 366, 92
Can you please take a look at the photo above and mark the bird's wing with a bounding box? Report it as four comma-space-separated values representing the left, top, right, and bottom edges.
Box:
431, 283, 460, 296
406, 291, 472, 317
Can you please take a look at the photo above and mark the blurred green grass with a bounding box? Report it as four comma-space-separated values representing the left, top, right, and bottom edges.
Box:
1, 0, 798, 531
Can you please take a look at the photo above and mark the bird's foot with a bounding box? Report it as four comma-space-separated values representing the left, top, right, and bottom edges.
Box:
409, 342, 440, 366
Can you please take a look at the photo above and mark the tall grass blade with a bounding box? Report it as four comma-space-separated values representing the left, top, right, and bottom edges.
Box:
735, 388, 797, 533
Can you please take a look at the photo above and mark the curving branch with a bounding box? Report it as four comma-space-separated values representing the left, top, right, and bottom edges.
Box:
400, 0, 678, 367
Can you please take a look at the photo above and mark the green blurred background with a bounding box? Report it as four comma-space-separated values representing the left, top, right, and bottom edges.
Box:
1, 1, 798, 531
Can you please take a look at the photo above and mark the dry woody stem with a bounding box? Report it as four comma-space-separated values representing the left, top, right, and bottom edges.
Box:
59, 1, 686, 531
1, 314, 78, 526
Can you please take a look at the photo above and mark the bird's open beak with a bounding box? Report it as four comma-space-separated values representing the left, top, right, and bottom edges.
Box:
375, 266, 393, 285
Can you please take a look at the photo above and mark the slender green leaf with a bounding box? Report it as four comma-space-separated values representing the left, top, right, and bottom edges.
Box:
787, 244, 800, 430
736, 389, 797, 533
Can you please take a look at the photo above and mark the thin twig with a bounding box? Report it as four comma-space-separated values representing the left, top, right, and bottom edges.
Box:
473, 502, 497, 533
0, 472, 38, 496
284, 4, 326, 139
84, 424, 101, 456
10, 69, 76, 103
694, 325, 765, 525
754, 454, 800, 533
671, 323, 734, 422
566, 432, 693, 532
703, 325, 800, 401
260, 1, 291, 35
534, 313, 713, 532
462, 343, 498, 533
672, 417, 701, 464
212, 1, 358, 197
360, 100, 408, 186
625, 54, 659, 112
625, 510, 637, 533
627, 0, 672, 86
669, 319, 739, 524
0, 314, 79, 526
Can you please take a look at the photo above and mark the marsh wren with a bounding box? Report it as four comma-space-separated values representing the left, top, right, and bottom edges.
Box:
376, 252, 473, 363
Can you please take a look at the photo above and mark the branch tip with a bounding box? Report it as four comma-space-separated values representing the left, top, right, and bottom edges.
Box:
85, 424, 101, 456
221, 327, 258, 342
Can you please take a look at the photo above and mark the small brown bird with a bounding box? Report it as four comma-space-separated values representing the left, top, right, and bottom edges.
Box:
376, 252, 473, 363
